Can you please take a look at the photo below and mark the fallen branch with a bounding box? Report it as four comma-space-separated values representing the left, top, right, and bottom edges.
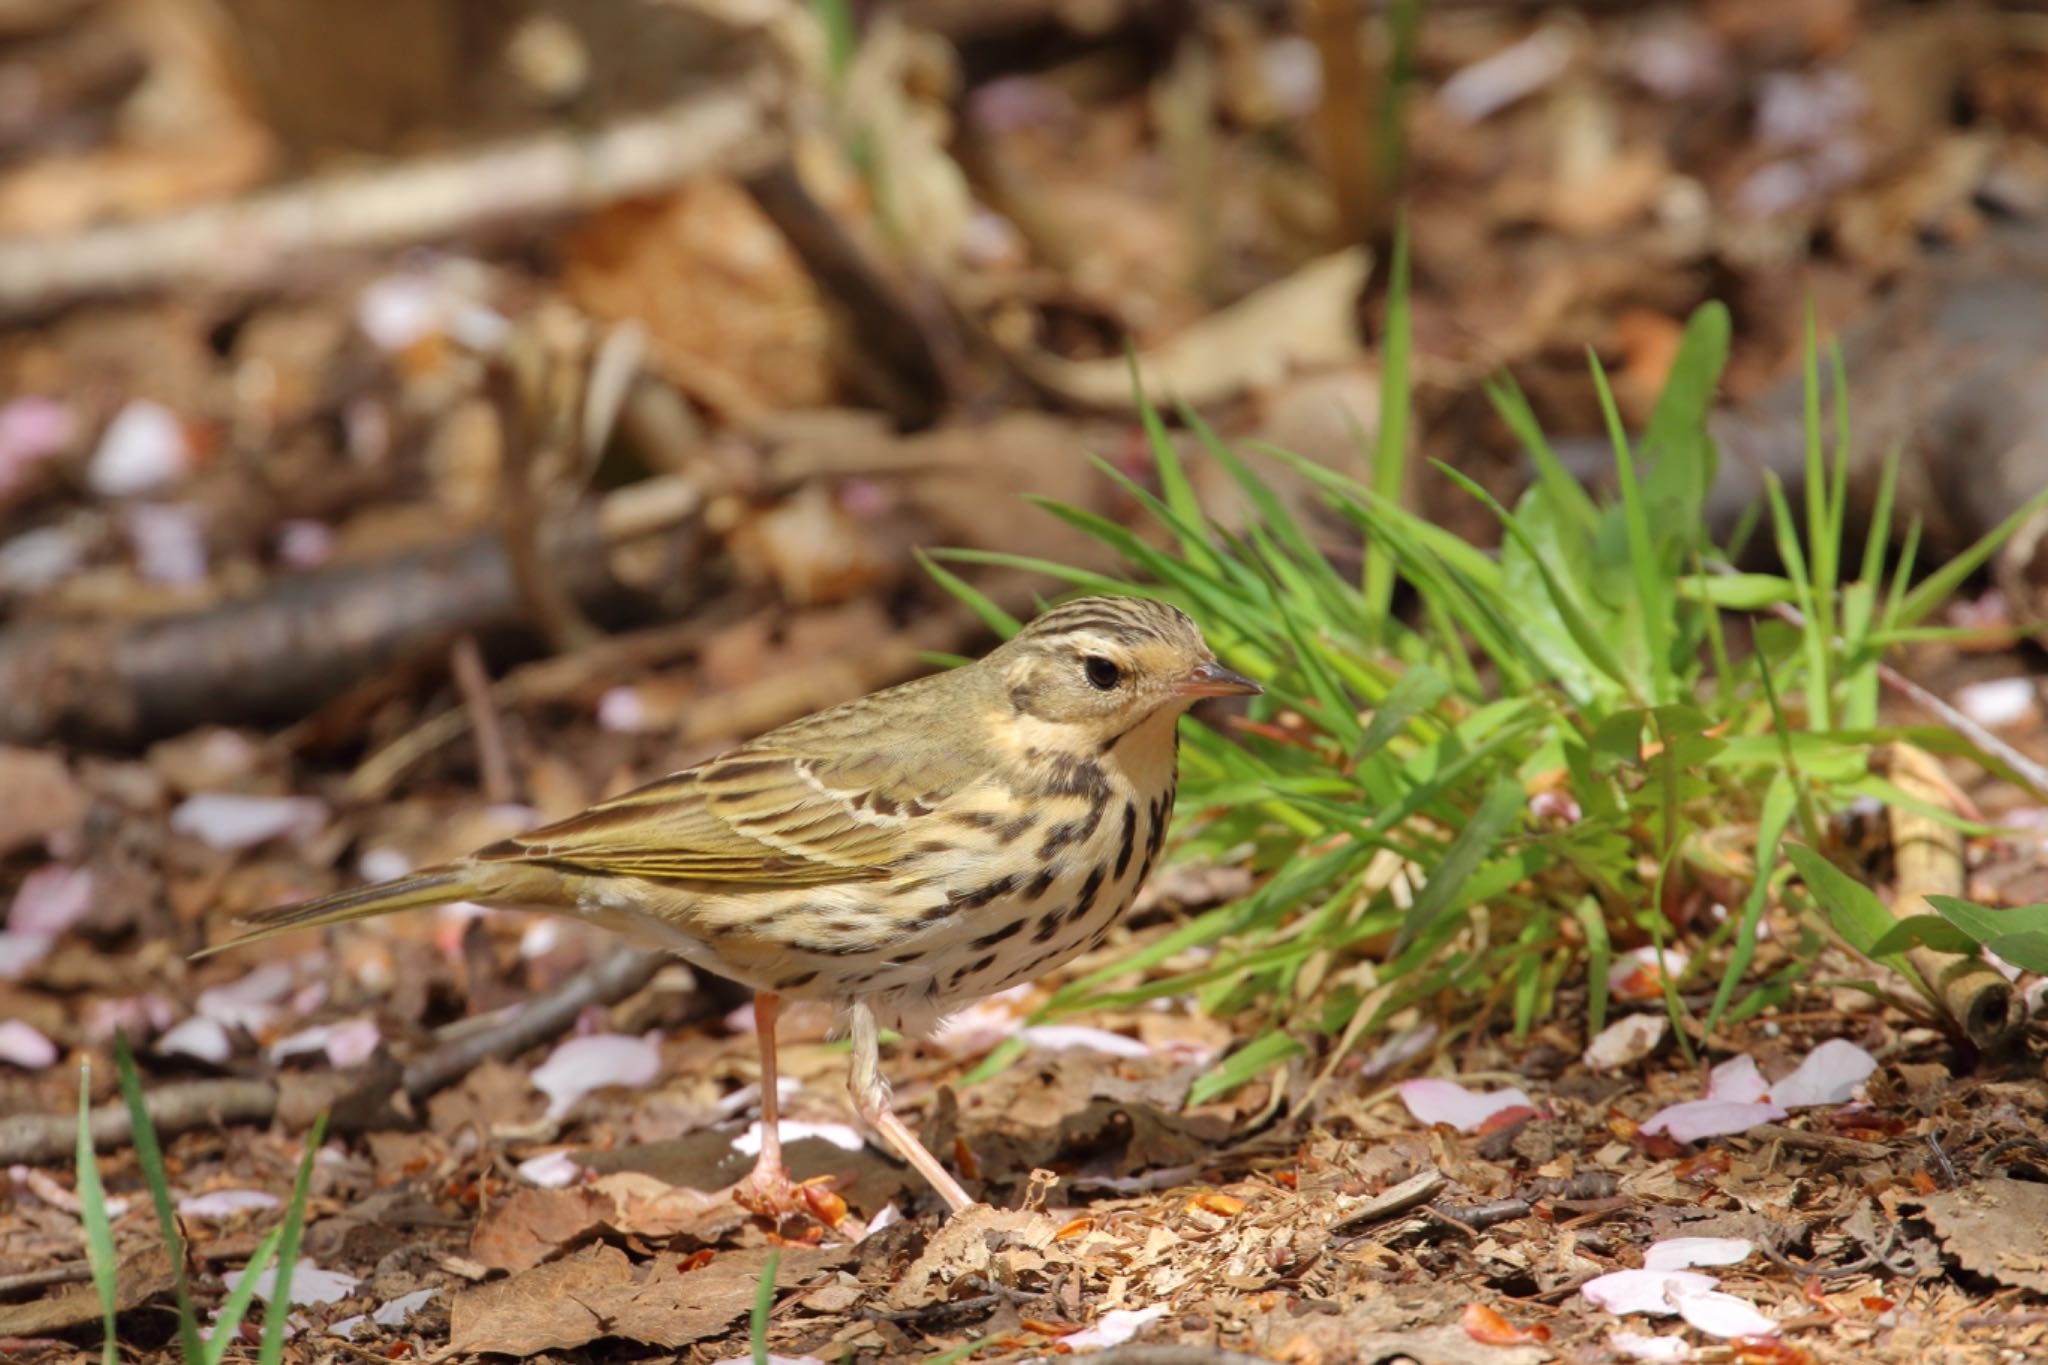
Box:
0, 82, 782, 319
400, 945, 665, 1103
0, 474, 701, 747
0, 1077, 276, 1166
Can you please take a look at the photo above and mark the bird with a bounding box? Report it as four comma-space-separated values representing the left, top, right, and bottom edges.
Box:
202, 595, 1259, 1217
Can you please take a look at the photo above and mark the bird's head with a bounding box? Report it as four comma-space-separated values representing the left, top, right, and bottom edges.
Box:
987, 596, 1260, 750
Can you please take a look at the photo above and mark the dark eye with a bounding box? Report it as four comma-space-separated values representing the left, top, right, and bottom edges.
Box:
1083, 656, 1122, 690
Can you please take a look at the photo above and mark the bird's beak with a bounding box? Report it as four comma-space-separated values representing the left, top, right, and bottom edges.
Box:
1175, 659, 1262, 698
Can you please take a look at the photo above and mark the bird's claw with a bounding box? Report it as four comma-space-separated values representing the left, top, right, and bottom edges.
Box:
733, 1163, 856, 1233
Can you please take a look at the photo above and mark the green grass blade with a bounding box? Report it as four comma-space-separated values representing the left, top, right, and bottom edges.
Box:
112, 1032, 204, 1364
752, 1248, 781, 1365
1896, 482, 2048, 628
1190, 1028, 1306, 1105
916, 549, 1022, 637
1391, 777, 1526, 954
1593, 349, 1671, 703
206, 1225, 286, 1365
257, 1110, 329, 1365
1364, 217, 1412, 639
75, 1064, 120, 1365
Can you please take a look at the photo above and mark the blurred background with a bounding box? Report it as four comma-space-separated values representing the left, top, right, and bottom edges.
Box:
2, 0, 2046, 760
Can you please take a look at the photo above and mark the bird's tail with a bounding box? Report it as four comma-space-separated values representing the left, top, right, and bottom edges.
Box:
194, 867, 479, 958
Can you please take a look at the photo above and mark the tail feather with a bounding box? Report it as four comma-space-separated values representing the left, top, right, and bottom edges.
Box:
195, 868, 474, 958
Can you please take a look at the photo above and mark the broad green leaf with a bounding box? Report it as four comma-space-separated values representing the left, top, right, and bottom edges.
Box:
1924, 896, 2048, 976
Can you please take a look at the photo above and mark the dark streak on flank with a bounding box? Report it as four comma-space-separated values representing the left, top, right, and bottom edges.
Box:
998, 813, 1037, 845
1038, 819, 1088, 860
949, 873, 1018, 912
971, 919, 1025, 950
1113, 800, 1137, 879
1065, 866, 1106, 925
779, 970, 819, 990
1023, 864, 1060, 901
1032, 910, 1064, 943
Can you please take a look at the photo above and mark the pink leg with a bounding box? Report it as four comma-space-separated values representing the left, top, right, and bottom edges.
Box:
734, 993, 802, 1214
847, 1003, 975, 1214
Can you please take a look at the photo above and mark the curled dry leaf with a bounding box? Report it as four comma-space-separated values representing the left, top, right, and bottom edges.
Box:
1460, 1302, 1551, 1345
1584, 1014, 1667, 1070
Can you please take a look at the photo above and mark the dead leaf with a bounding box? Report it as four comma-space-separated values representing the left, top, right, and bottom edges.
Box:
889, 1205, 1065, 1309
448, 1242, 846, 1357
470, 1172, 727, 1273
0, 1243, 173, 1336
0, 746, 86, 857
1012, 248, 1370, 410
1914, 1177, 2048, 1294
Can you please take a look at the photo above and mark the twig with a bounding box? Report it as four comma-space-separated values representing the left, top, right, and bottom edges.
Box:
1743, 1124, 1890, 1161
449, 635, 517, 806
489, 344, 603, 654
1064, 1348, 1274, 1365
0, 83, 782, 318
0, 1078, 278, 1165
1333, 1168, 1447, 1229
0, 1263, 94, 1296
400, 945, 665, 1102
343, 616, 726, 802
739, 158, 951, 428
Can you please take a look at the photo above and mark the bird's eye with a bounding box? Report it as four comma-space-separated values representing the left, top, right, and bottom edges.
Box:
1083, 656, 1122, 690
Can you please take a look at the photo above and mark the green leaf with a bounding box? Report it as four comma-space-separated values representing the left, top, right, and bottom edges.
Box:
1865, 914, 1980, 959
1189, 1028, 1305, 1105
1677, 574, 1795, 609
1392, 778, 1526, 954
1924, 896, 2048, 975
1355, 662, 1448, 761
1785, 845, 1932, 1007
75, 1064, 120, 1365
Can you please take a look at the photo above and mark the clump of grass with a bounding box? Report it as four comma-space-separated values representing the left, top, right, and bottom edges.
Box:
74, 1037, 326, 1363
933, 240, 2048, 1098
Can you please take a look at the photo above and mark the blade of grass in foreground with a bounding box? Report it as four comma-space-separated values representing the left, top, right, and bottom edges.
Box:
75, 1064, 120, 1365
113, 1033, 205, 1364
258, 1110, 330, 1364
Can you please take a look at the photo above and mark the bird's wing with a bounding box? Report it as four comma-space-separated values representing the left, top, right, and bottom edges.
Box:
473, 742, 963, 885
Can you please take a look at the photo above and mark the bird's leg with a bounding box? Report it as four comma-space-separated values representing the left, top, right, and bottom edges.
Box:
733, 992, 802, 1215
847, 1002, 976, 1214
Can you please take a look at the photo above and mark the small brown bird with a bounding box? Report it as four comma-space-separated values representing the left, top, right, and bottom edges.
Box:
206, 596, 1257, 1216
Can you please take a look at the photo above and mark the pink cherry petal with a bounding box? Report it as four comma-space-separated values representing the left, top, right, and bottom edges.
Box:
1638, 1099, 1786, 1143
1705, 1054, 1770, 1103
1669, 1284, 1777, 1338
1643, 1237, 1754, 1271
1398, 1079, 1537, 1134
1582, 1269, 1719, 1317
1769, 1039, 1876, 1108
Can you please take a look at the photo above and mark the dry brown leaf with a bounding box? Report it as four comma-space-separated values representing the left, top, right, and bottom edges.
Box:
470, 1171, 727, 1273
1012, 248, 1370, 410
1914, 1177, 2048, 1294
0, 1243, 173, 1336
0, 746, 86, 857
889, 1205, 1065, 1309
449, 1241, 847, 1357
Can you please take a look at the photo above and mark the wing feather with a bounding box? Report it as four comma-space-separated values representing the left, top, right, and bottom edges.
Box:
475, 742, 956, 885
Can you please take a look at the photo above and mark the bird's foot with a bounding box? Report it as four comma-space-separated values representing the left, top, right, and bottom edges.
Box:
733, 1159, 858, 1233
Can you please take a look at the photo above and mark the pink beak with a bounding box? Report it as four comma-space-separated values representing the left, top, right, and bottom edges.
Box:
1174, 659, 1262, 698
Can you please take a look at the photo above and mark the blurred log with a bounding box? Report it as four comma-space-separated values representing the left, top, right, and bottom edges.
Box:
1884, 743, 2021, 1050
0, 476, 701, 747
0, 82, 781, 319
